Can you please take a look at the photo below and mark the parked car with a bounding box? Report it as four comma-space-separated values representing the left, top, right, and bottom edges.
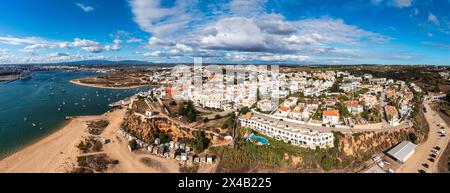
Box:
418, 169, 426, 173
428, 158, 435, 162
434, 146, 441, 151
430, 154, 437, 158
432, 149, 440, 154
422, 163, 429, 168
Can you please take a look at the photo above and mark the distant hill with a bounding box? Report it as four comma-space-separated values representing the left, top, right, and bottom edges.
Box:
57, 60, 154, 65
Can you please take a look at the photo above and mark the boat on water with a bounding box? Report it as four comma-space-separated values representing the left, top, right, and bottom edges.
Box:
49, 92, 54, 96
19, 70, 32, 80
32, 123, 36, 127
24, 117, 28, 121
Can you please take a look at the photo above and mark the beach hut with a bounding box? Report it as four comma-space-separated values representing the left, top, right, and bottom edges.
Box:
152, 146, 159, 155
181, 153, 188, 161
147, 145, 154, 152
169, 141, 175, 149
206, 156, 214, 164
200, 156, 206, 163
194, 156, 200, 163
187, 155, 194, 165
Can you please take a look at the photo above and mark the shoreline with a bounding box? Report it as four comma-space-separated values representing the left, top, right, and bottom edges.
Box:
0, 113, 114, 172
70, 79, 148, 90
0, 108, 182, 173
0, 119, 71, 161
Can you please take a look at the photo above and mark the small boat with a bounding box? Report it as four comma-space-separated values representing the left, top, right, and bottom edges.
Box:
24, 117, 28, 121
39, 127, 43, 130
32, 123, 36, 127
62, 101, 66, 105
74, 103, 79, 106
49, 92, 54, 96
58, 108, 61, 111
81, 98, 85, 101
61, 89, 66, 92
82, 105, 86, 108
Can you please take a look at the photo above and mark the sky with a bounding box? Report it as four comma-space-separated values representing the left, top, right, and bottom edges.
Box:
0, 0, 450, 65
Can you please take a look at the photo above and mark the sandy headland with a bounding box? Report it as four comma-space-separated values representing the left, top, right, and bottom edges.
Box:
70, 79, 147, 90
0, 108, 180, 173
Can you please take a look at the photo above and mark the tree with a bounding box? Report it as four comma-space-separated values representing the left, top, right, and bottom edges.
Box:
409, 132, 418, 144
239, 106, 250, 114
446, 93, 450, 103
191, 132, 210, 153
178, 100, 198, 123
321, 155, 334, 171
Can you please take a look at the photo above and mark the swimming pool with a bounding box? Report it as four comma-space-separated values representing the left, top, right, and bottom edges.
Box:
248, 134, 269, 145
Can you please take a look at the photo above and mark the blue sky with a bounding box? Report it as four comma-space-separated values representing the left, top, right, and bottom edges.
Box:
0, 0, 449, 65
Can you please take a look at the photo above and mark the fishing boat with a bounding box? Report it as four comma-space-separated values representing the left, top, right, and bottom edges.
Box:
32, 123, 36, 127
19, 70, 32, 80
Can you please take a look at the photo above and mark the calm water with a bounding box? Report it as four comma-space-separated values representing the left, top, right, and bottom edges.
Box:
0, 71, 148, 159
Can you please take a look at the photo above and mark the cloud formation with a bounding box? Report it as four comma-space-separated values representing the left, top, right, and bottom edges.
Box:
76, 3, 94, 12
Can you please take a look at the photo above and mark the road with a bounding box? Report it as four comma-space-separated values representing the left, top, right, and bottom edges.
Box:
399, 100, 450, 173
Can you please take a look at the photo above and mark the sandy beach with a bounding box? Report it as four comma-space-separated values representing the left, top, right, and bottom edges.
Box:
70, 79, 147, 90
0, 108, 180, 173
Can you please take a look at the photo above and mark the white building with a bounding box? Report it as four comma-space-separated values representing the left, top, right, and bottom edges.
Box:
322, 110, 340, 125
239, 112, 334, 149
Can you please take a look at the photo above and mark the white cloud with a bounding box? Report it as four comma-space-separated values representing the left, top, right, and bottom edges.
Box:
81, 46, 103, 53
59, 42, 72, 49
48, 52, 69, 57
127, 37, 142, 43
76, 3, 94, 12
129, 0, 198, 37
72, 38, 104, 53
104, 39, 122, 51
0, 36, 49, 45
371, 0, 413, 8
20, 44, 54, 53
390, 0, 413, 8
143, 51, 162, 57
0, 48, 8, 55
428, 12, 440, 26
73, 38, 99, 47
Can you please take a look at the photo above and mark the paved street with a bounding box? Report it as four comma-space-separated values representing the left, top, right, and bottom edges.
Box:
399, 100, 450, 173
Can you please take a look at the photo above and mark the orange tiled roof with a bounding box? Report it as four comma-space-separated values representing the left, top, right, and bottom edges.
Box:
278, 106, 291, 112
343, 100, 359, 107
323, 110, 340, 116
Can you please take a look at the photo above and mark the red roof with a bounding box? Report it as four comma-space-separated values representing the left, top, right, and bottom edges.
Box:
323, 110, 340, 116
343, 101, 359, 107
278, 106, 291, 112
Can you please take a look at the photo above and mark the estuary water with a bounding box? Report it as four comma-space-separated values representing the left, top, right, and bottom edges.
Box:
0, 70, 148, 159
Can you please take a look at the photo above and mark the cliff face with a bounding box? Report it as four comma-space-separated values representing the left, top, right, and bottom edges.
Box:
338, 127, 417, 161
121, 114, 193, 143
